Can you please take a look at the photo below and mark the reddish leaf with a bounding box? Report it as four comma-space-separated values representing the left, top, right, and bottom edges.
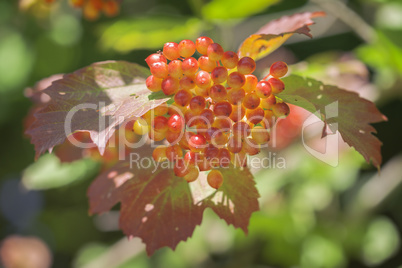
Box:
194, 167, 259, 232
280, 75, 387, 168
25, 61, 170, 159
89, 160, 259, 254
238, 11, 326, 61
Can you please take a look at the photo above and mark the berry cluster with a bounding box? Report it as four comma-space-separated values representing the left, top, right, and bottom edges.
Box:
44, 0, 120, 20
136, 37, 289, 189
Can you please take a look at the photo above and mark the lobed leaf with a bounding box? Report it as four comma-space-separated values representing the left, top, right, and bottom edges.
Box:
238, 11, 326, 61
25, 61, 170, 159
88, 160, 259, 255
279, 74, 387, 169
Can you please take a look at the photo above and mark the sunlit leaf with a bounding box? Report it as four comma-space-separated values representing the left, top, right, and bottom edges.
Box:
25, 61, 170, 159
279, 75, 387, 169
238, 11, 325, 61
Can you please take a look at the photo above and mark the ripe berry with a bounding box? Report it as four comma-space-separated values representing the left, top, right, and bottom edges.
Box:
227, 88, 245, 105
182, 57, 199, 76
211, 66, 228, 84
184, 151, 197, 165
178, 39, 196, 58
269, 61, 288, 78
148, 129, 166, 141
268, 77, 285, 94
103, 0, 119, 17
145, 53, 167, 67
204, 144, 219, 160
162, 77, 180, 95
180, 76, 195, 90
272, 102, 290, 117
213, 117, 232, 131
242, 93, 260, 110
260, 94, 276, 109
207, 43, 224, 61
150, 62, 168, 79
189, 96, 206, 114
209, 84, 227, 102
174, 158, 191, 177
255, 81, 272, 98
217, 148, 231, 167
195, 71, 212, 89
154, 104, 169, 116
168, 114, 184, 133
227, 136, 242, 153
168, 60, 183, 79
163, 42, 180, 60
237, 57, 256, 75
244, 74, 258, 93
196, 36, 214, 55
213, 101, 232, 117
221, 51, 239, 69
233, 121, 251, 137
207, 170, 224, 189
152, 116, 168, 132
195, 86, 209, 97
199, 109, 215, 126
198, 155, 212, 171
174, 89, 192, 107
245, 107, 264, 125
227, 72, 245, 88
198, 56, 216, 72
166, 144, 183, 161
166, 130, 181, 144
242, 138, 260, 156
146, 75, 162, 92
189, 134, 206, 152
152, 145, 167, 162
229, 104, 246, 122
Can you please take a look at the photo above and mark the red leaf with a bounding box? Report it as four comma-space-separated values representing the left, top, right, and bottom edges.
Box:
238, 11, 326, 61
280, 75, 387, 169
88, 160, 259, 254
25, 61, 170, 159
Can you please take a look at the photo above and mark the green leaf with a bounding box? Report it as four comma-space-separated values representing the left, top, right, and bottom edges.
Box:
279, 75, 387, 169
201, 0, 280, 20
98, 16, 203, 53
25, 61, 170, 159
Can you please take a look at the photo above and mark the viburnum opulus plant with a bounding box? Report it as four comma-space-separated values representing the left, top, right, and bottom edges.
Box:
138, 36, 290, 188
25, 12, 387, 255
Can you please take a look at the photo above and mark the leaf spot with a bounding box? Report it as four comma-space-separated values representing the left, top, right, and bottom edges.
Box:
175, 227, 179, 231
59, 92, 66, 95
113, 171, 134, 188
317, 94, 322, 99
144, 204, 154, 212
142, 216, 148, 223
359, 129, 365, 134
307, 81, 313, 87
108, 170, 118, 179
319, 85, 324, 91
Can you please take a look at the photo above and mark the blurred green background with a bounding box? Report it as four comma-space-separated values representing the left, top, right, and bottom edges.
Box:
1, 0, 402, 267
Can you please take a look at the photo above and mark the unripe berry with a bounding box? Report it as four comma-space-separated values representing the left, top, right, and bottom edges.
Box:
183, 165, 199, 182
268, 77, 285, 94
178, 39, 196, 58
212, 117, 232, 131
162, 77, 179, 95
251, 126, 270, 144
182, 57, 199, 76
207, 43, 224, 61
211, 66, 228, 84
196, 36, 214, 55
237, 57, 256, 75
221, 51, 239, 69
209, 84, 227, 102
260, 94, 276, 109
152, 116, 168, 132
133, 118, 149, 135
207, 170, 224, 189
154, 104, 168, 116
145, 53, 167, 67
148, 129, 166, 141
269, 61, 288, 78
213, 101, 232, 117
227, 72, 246, 88
150, 62, 168, 79
198, 155, 212, 171
163, 42, 180, 60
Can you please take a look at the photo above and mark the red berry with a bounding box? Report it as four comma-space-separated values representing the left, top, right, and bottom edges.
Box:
211, 66, 228, 84
246, 107, 264, 125
189, 96, 206, 114
174, 158, 191, 177
227, 88, 245, 105
178, 39, 196, 58
145, 53, 167, 67
242, 93, 260, 110
196, 36, 214, 55
152, 115, 168, 132
165, 130, 181, 144
163, 42, 180, 60
217, 148, 231, 167
255, 81, 272, 98
198, 55, 216, 72
189, 134, 206, 152
207, 170, 224, 189
209, 84, 227, 102
182, 57, 199, 76
150, 62, 168, 79
168, 60, 183, 79
146, 75, 162, 92
213, 101, 232, 117
168, 114, 184, 133
242, 137, 260, 156
207, 43, 224, 61
233, 121, 251, 137
195, 70, 212, 89
227, 136, 242, 153
237, 57, 256, 75
221, 51, 239, 69
269, 61, 288, 78
268, 77, 285, 94
174, 89, 192, 107
161, 77, 179, 95
227, 72, 245, 88
166, 144, 183, 161
180, 76, 196, 90
229, 104, 246, 122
